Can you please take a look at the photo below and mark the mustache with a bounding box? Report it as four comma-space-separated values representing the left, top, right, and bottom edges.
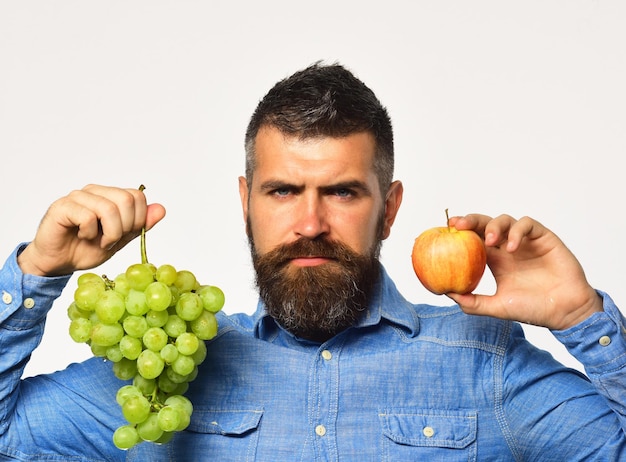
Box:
261, 238, 356, 266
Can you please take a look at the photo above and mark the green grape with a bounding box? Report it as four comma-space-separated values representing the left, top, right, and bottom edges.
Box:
67, 302, 91, 321
170, 354, 195, 376
123, 315, 149, 338
68, 317, 92, 343
165, 366, 189, 384
133, 375, 157, 395
112, 273, 131, 297
154, 431, 174, 444
137, 412, 163, 442
137, 349, 165, 379
164, 394, 193, 415
122, 394, 151, 424
189, 310, 218, 340
157, 406, 182, 432
89, 311, 101, 325
172, 382, 189, 396
77, 272, 104, 286
155, 264, 177, 286
144, 281, 172, 312
142, 327, 168, 352
113, 424, 140, 450
174, 270, 197, 293
90, 322, 124, 347
185, 366, 198, 383
113, 358, 138, 381
125, 289, 149, 316
163, 314, 187, 338
175, 292, 203, 321
197, 285, 225, 313
165, 395, 192, 431
160, 343, 179, 364
116, 385, 142, 406
95, 290, 126, 324
119, 335, 142, 360
74, 281, 105, 311
145, 309, 169, 328
168, 286, 180, 308
125, 263, 155, 291
191, 339, 207, 365
90, 343, 108, 357
157, 372, 180, 393
106, 344, 123, 362
175, 332, 199, 356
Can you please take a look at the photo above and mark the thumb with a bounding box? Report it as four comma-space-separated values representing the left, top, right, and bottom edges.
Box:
145, 203, 166, 231
447, 292, 490, 317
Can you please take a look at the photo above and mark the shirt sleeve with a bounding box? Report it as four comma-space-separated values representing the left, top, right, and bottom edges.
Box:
0, 244, 70, 431
552, 290, 626, 418
0, 245, 126, 460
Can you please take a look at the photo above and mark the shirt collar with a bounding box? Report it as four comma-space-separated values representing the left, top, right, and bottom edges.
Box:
252, 264, 420, 342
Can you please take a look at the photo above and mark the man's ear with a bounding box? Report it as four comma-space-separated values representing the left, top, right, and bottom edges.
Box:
238, 176, 249, 224
380, 180, 403, 240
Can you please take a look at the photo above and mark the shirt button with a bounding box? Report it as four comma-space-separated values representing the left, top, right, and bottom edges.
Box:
599, 335, 611, 346
23, 298, 35, 309
2, 291, 12, 304
321, 350, 332, 361
315, 424, 326, 437
423, 426, 435, 438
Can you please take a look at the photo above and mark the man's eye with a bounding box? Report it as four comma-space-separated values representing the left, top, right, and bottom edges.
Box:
335, 188, 354, 198
273, 188, 291, 196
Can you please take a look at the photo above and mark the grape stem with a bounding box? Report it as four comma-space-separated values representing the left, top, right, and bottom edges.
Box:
138, 185, 149, 265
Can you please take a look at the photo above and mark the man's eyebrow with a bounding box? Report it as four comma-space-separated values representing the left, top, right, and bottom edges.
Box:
258, 179, 373, 195
322, 180, 373, 195
259, 180, 302, 192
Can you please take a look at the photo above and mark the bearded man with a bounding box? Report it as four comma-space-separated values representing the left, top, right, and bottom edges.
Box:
1, 62, 625, 460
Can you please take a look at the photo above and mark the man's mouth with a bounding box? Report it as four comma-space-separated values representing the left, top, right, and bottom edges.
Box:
290, 256, 334, 267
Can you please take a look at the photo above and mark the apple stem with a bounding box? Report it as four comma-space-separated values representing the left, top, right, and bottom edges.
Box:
445, 208, 450, 231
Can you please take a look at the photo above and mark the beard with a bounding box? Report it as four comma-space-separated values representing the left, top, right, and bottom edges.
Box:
248, 222, 383, 342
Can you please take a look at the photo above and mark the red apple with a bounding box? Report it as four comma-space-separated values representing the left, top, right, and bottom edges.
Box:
411, 211, 487, 295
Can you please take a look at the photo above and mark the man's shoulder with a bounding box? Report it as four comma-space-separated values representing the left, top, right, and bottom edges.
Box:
215, 310, 257, 334
409, 303, 517, 354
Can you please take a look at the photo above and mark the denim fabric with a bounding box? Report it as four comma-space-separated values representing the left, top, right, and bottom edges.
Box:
1, 244, 626, 461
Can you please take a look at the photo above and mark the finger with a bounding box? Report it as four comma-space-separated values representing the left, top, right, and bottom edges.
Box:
61, 189, 125, 249
83, 184, 147, 235
46, 195, 108, 242
447, 214, 491, 235
68, 186, 148, 249
482, 214, 519, 249
504, 216, 545, 253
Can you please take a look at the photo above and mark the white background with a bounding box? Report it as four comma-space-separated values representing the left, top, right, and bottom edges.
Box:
1, 1, 625, 376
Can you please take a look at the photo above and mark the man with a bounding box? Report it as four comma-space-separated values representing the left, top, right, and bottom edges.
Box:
1, 62, 625, 460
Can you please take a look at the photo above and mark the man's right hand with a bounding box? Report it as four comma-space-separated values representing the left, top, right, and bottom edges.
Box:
17, 184, 166, 277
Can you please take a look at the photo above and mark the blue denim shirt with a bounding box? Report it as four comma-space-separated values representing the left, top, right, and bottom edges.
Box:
1, 243, 626, 461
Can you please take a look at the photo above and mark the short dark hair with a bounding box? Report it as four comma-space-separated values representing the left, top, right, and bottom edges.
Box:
244, 62, 394, 193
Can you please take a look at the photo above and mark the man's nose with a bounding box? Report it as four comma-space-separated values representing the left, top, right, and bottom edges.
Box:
293, 196, 330, 240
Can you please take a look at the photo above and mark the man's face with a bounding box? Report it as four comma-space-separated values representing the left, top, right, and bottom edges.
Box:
238, 126, 402, 341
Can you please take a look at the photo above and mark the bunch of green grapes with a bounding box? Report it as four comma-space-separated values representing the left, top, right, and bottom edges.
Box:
67, 238, 224, 449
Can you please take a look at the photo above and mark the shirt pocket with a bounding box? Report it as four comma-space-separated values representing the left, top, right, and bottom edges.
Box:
185, 408, 264, 461
378, 408, 477, 462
